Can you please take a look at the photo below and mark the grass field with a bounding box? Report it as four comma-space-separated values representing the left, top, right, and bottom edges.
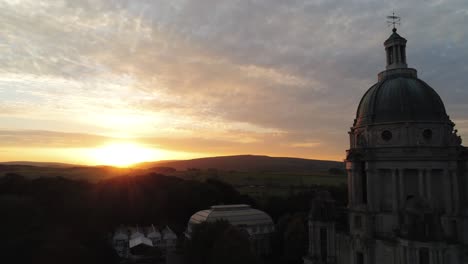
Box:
0, 163, 347, 198
175, 169, 347, 197
0, 165, 136, 182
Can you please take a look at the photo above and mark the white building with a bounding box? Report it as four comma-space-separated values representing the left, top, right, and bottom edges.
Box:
147, 226, 163, 248
161, 226, 178, 251
113, 228, 130, 257
187, 204, 275, 255
112, 225, 177, 259
305, 26, 468, 264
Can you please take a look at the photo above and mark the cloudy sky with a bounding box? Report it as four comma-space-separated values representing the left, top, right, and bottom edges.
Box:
0, 0, 467, 165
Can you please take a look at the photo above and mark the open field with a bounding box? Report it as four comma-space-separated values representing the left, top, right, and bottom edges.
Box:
0, 164, 137, 182
174, 170, 347, 197
1, 155, 347, 197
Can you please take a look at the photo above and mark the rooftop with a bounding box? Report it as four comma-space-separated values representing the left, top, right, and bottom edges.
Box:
188, 204, 274, 232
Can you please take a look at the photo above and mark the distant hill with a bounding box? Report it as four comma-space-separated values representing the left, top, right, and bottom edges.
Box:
0, 161, 77, 168
0, 155, 345, 182
136, 155, 344, 172
0, 164, 140, 182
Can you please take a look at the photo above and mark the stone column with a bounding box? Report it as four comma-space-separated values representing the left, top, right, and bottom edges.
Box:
308, 221, 313, 254
350, 168, 356, 206
398, 246, 404, 264
396, 45, 400, 63
312, 224, 317, 256
386, 48, 390, 65
436, 250, 444, 264
392, 169, 398, 211
348, 169, 354, 206
328, 224, 336, 261
426, 169, 432, 201
444, 169, 452, 214
353, 168, 360, 206
451, 170, 460, 215
399, 169, 405, 205
366, 167, 373, 210
418, 169, 425, 198
429, 250, 435, 264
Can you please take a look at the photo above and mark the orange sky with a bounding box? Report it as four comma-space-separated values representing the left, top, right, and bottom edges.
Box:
1, 1, 467, 166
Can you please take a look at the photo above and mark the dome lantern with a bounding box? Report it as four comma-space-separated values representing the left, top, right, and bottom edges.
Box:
384, 28, 408, 70
384, 14, 408, 70
353, 18, 450, 128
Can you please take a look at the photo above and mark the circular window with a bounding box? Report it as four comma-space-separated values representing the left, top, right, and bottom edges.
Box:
423, 129, 432, 140
381, 130, 392, 141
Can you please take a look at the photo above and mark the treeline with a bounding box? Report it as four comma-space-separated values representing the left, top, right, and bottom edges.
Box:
257, 184, 347, 264
0, 172, 347, 264
185, 220, 261, 264
0, 173, 253, 264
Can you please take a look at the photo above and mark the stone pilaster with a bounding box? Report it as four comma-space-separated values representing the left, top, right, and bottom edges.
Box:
418, 169, 425, 198
392, 169, 399, 212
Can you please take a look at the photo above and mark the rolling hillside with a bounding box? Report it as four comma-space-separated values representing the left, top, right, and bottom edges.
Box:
137, 155, 344, 172
0, 155, 345, 184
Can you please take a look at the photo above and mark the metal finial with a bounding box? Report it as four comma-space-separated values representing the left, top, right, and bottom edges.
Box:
387, 11, 401, 32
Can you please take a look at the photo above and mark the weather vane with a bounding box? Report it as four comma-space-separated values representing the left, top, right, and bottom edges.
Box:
387, 12, 401, 32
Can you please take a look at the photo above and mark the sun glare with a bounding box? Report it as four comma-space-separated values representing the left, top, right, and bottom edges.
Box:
90, 143, 160, 167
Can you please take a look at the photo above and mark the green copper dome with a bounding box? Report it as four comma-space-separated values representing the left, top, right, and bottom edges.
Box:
355, 76, 448, 127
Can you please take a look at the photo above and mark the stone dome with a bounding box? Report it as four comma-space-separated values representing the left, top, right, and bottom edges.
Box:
355, 75, 449, 127
353, 28, 450, 128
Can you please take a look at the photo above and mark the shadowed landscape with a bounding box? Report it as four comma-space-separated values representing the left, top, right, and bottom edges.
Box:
0, 159, 347, 264
0, 155, 346, 200
2, 1, 466, 263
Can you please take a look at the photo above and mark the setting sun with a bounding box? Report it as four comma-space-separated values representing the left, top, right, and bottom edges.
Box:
90, 143, 161, 167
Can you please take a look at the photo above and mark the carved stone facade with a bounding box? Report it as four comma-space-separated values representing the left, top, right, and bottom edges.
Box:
304, 28, 468, 264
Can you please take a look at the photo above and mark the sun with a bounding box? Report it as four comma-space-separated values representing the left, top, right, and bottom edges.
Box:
90, 142, 159, 167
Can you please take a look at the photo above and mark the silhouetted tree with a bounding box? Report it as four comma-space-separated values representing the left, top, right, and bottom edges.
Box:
185, 220, 260, 264
283, 216, 307, 264
211, 226, 260, 264
184, 220, 231, 264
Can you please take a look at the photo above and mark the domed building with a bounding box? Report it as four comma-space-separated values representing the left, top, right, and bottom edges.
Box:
186, 204, 274, 255
304, 26, 468, 264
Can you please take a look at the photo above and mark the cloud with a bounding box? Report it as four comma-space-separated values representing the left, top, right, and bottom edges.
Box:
0, 130, 110, 148
0, 129, 342, 160
0, 0, 467, 162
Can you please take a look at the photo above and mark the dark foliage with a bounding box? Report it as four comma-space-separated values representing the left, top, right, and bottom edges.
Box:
260, 184, 347, 264
0, 174, 118, 264
184, 220, 231, 264
92, 174, 254, 231
0, 172, 346, 264
0, 173, 252, 264
184, 220, 259, 264
260, 184, 347, 222
211, 225, 260, 264
282, 216, 307, 264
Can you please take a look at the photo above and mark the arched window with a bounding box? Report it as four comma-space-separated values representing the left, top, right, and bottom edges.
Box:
401, 46, 406, 63
388, 47, 394, 65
